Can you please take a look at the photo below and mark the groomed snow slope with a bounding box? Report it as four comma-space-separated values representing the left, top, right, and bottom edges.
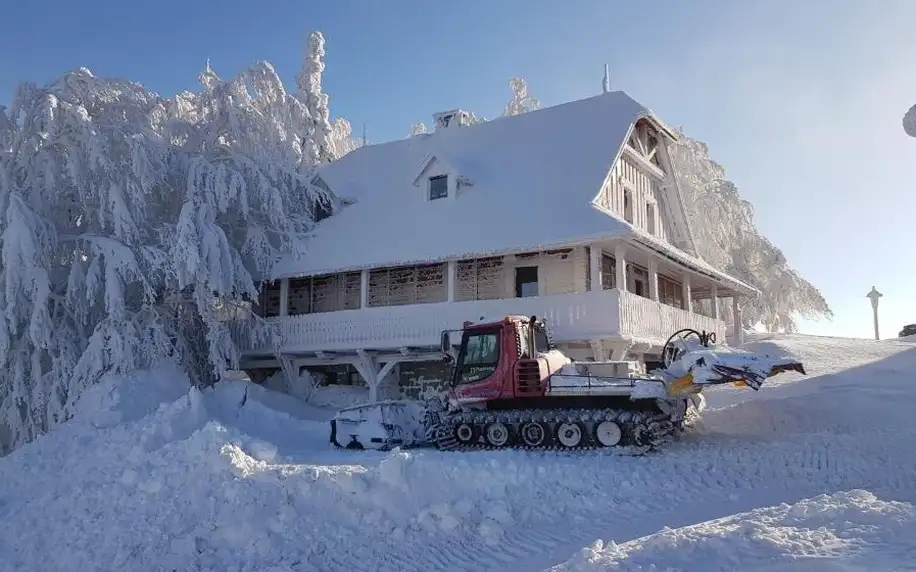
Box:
1, 334, 915, 571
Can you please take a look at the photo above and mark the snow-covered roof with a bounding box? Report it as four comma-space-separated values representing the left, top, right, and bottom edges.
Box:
273, 91, 661, 278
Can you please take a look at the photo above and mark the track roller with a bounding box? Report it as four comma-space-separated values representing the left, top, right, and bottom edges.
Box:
594, 420, 623, 447
484, 422, 511, 447
520, 421, 548, 447
556, 421, 585, 448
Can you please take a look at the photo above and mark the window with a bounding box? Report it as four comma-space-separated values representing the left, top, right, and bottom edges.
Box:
627, 263, 649, 298
255, 280, 282, 317
456, 329, 500, 385
658, 275, 683, 308
624, 189, 633, 223
534, 327, 550, 353
515, 266, 539, 297
313, 198, 332, 222
601, 254, 616, 290
429, 175, 448, 200
646, 202, 656, 235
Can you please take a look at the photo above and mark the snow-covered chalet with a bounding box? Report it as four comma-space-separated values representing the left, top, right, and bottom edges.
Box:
234, 90, 757, 401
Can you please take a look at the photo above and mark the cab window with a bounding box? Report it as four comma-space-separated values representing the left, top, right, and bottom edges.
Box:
534, 327, 550, 353
456, 330, 500, 385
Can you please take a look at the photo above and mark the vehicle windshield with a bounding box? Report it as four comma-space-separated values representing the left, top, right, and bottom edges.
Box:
455, 329, 500, 385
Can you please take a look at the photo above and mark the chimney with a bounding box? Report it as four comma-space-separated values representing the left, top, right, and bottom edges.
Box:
432, 109, 471, 132
602, 64, 610, 94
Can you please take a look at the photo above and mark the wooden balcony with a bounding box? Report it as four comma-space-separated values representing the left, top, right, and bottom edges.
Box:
231, 289, 728, 356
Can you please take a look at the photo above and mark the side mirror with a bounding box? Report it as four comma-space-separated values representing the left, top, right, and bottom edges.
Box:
440, 330, 451, 355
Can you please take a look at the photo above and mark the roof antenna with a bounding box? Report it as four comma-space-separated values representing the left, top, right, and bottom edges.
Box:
602, 63, 610, 94
362, 122, 368, 147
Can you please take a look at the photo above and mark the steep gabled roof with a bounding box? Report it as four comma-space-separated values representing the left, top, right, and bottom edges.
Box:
272, 91, 668, 278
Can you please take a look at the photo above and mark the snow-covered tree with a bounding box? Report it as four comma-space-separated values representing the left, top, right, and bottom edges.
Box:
297, 31, 334, 164
329, 117, 362, 157
0, 53, 344, 453
410, 122, 428, 137
503, 77, 541, 116
669, 134, 832, 331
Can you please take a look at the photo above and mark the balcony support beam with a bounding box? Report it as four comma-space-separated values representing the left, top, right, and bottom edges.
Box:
355, 349, 402, 402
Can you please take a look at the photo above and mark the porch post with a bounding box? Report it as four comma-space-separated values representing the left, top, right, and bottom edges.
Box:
732, 296, 743, 345
710, 285, 719, 319
360, 269, 369, 308
589, 245, 602, 291
279, 279, 289, 316
647, 259, 659, 301
447, 260, 457, 301
614, 244, 627, 291
682, 274, 693, 313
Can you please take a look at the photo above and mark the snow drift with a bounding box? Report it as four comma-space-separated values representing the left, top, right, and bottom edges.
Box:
1, 333, 915, 571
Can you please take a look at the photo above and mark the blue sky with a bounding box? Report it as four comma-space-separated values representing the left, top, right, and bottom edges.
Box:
2, 0, 915, 339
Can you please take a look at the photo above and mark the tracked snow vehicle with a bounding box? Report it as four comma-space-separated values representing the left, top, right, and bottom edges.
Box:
330, 316, 805, 453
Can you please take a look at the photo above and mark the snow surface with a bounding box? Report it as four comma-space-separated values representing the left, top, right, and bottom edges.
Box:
2, 332, 915, 571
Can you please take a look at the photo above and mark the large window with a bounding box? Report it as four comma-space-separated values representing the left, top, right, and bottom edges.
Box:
515, 266, 538, 297
456, 329, 500, 385
429, 175, 448, 200
658, 274, 683, 309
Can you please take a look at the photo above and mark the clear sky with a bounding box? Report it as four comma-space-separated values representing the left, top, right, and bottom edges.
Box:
2, 0, 915, 339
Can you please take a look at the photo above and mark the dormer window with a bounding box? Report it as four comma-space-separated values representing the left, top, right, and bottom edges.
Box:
314, 197, 332, 222
429, 175, 448, 200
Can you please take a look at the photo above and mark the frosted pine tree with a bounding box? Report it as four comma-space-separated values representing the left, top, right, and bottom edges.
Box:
503, 77, 541, 116
0, 57, 335, 453
669, 134, 832, 331
329, 117, 362, 158
298, 31, 335, 164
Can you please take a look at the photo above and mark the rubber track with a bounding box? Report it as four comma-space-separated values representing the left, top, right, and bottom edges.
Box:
426, 407, 690, 453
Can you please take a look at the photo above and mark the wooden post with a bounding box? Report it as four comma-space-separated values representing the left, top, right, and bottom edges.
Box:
447, 260, 457, 301
710, 285, 719, 319
647, 259, 659, 301
279, 279, 289, 316
360, 269, 369, 308
732, 296, 743, 345
614, 244, 627, 291
682, 274, 693, 313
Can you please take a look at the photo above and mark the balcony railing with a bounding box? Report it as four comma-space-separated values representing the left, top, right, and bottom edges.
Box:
617, 290, 725, 344
231, 289, 728, 355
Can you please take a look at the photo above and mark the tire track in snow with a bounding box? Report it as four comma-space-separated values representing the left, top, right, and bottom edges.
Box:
301, 425, 916, 572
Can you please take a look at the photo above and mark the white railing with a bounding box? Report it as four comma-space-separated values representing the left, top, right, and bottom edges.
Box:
233, 288, 730, 355
236, 289, 623, 354
617, 290, 728, 344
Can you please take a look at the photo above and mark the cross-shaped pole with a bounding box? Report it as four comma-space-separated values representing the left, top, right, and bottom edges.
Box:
866, 286, 883, 341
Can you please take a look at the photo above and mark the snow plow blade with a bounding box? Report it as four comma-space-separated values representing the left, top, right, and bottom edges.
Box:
663, 352, 806, 396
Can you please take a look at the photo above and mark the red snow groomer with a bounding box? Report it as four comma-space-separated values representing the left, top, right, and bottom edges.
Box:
330, 316, 805, 453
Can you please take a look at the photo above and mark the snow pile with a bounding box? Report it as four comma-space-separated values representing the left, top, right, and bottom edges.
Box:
554, 490, 916, 572
1, 333, 915, 571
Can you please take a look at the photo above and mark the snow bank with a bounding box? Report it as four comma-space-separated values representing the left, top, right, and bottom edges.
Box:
553, 490, 916, 571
